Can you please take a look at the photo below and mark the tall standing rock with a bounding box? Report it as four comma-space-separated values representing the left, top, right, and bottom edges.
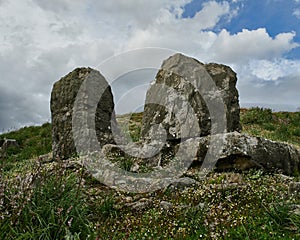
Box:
51, 67, 116, 160
141, 53, 241, 141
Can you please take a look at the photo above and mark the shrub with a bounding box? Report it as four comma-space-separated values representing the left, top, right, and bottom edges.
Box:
241, 107, 273, 125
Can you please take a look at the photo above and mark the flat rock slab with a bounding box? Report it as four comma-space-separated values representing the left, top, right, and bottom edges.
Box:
185, 132, 300, 176
101, 131, 299, 176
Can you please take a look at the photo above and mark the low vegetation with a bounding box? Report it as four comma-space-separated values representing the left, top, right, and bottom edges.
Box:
240, 107, 300, 147
0, 108, 299, 239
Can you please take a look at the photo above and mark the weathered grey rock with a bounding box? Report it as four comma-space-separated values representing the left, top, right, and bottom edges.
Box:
141, 53, 241, 141
130, 163, 140, 172
184, 132, 300, 175
160, 201, 173, 211
289, 204, 300, 215
51, 67, 116, 160
289, 182, 300, 197
276, 174, 294, 181
168, 177, 198, 190
0, 139, 19, 150
125, 198, 152, 211
38, 153, 53, 163
102, 142, 162, 160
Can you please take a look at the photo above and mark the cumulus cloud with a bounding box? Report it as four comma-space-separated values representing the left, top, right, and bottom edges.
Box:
211, 28, 298, 63
234, 57, 300, 111
247, 59, 300, 81
0, 0, 299, 131
237, 72, 300, 110
294, 8, 300, 19
126, 1, 231, 51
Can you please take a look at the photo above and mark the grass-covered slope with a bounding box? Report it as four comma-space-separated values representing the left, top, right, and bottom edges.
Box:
240, 107, 300, 147
0, 123, 52, 173
0, 109, 299, 239
0, 123, 52, 160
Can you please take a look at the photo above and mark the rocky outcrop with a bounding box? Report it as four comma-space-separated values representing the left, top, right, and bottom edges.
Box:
96, 52, 299, 177
0, 139, 19, 159
141, 53, 241, 142
101, 131, 300, 176
184, 132, 300, 175
50, 54, 299, 181
51, 67, 116, 160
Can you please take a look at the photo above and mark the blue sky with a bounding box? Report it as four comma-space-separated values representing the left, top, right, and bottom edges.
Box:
183, 1, 300, 36
0, 0, 300, 131
182, 0, 300, 55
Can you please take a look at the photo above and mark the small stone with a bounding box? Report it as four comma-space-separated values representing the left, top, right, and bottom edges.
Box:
195, 203, 205, 210
177, 204, 190, 210
124, 196, 133, 203
289, 204, 300, 215
288, 182, 300, 197
227, 173, 244, 184
276, 174, 294, 181
130, 163, 140, 172
126, 198, 152, 211
169, 177, 198, 190
160, 201, 173, 211
38, 153, 53, 163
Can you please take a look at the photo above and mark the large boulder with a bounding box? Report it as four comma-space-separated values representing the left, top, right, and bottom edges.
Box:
51, 67, 116, 160
141, 53, 241, 141
183, 132, 300, 176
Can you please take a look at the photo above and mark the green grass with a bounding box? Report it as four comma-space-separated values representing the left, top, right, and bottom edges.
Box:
241, 107, 300, 147
0, 162, 94, 239
0, 109, 300, 239
0, 123, 52, 172
116, 112, 143, 142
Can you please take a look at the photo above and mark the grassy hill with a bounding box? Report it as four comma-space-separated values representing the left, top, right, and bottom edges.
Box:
0, 108, 299, 239
240, 107, 300, 148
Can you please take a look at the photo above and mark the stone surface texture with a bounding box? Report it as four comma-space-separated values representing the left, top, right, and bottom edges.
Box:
51, 67, 116, 159
141, 53, 241, 141
183, 132, 300, 175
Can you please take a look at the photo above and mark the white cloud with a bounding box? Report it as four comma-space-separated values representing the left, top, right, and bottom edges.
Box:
293, 8, 300, 19
125, 1, 233, 58
248, 59, 300, 81
234, 57, 300, 110
210, 28, 298, 63
237, 70, 300, 110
